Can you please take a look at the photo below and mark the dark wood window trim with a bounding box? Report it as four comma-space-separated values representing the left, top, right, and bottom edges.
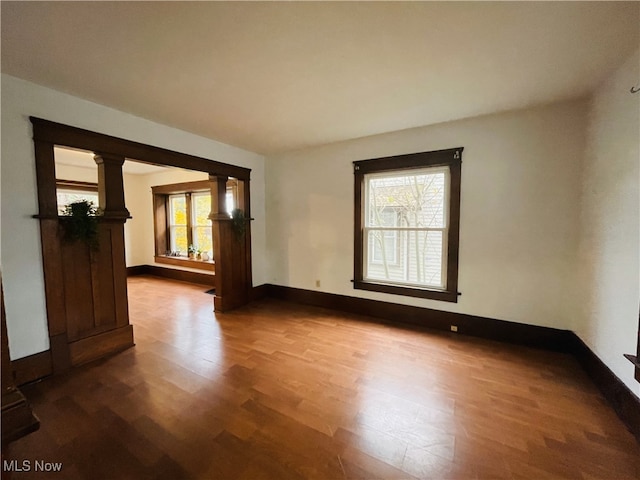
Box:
56, 179, 98, 192
353, 147, 462, 302
152, 180, 215, 272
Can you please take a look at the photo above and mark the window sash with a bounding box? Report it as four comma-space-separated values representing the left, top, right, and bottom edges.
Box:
169, 226, 188, 254
168, 194, 187, 227
363, 227, 448, 289
363, 166, 450, 290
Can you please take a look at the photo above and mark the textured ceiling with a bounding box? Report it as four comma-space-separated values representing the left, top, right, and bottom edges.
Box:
2, 2, 638, 155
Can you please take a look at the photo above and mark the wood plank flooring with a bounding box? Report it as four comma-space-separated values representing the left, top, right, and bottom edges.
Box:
5, 275, 640, 479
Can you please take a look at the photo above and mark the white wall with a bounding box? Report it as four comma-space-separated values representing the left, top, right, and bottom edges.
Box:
55, 162, 98, 184
1, 74, 266, 360
122, 171, 150, 268
266, 99, 588, 330
576, 49, 640, 396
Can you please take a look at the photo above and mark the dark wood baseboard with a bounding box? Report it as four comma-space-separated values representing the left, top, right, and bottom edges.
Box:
68, 324, 134, 367
126, 265, 149, 276
569, 334, 640, 442
251, 284, 269, 301
11, 350, 52, 387
127, 264, 215, 286
263, 284, 640, 442
265, 284, 572, 352
1, 388, 39, 447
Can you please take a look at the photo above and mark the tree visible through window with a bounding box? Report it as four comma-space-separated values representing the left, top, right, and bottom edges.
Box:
192, 192, 213, 255
354, 148, 462, 302
365, 168, 447, 288
169, 194, 188, 254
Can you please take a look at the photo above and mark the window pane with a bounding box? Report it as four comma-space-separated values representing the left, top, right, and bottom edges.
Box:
367, 170, 446, 228
170, 226, 188, 254
193, 226, 213, 255
369, 229, 398, 264
169, 195, 187, 226
366, 229, 443, 288
225, 191, 235, 215
57, 190, 99, 214
192, 193, 211, 226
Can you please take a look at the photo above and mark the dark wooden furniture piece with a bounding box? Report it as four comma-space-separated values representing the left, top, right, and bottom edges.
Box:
1, 277, 39, 450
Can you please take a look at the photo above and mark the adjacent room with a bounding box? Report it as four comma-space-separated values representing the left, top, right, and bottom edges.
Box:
1, 2, 639, 479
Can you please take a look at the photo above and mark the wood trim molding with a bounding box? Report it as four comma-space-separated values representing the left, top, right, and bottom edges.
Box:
251, 284, 269, 301
151, 180, 211, 195
11, 351, 53, 387
127, 265, 215, 286
353, 147, 463, 303
154, 255, 215, 272
126, 265, 149, 276
266, 284, 572, 351
569, 334, 640, 442
68, 325, 134, 366
56, 179, 98, 192
31, 117, 251, 180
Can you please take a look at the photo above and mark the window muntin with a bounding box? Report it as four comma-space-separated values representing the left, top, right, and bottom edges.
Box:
363, 167, 449, 289
354, 148, 462, 302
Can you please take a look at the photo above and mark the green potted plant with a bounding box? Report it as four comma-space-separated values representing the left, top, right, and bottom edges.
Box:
188, 244, 196, 259
60, 200, 101, 250
231, 208, 247, 241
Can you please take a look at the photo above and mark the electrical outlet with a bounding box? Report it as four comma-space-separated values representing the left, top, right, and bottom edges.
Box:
315, 280, 321, 288
450, 325, 458, 332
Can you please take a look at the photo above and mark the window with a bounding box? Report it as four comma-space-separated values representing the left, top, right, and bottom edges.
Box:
163, 191, 212, 257
56, 180, 99, 214
354, 148, 462, 302
152, 179, 238, 271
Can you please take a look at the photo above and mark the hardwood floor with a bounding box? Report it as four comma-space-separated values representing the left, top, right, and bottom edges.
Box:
5, 276, 640, 479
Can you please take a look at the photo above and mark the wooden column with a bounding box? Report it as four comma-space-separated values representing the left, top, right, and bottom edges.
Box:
33, 139, 71, 372
94, 153, 130, 220
209, 176, 251, 312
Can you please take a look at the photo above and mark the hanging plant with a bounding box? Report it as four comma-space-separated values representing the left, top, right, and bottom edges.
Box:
60, 200, 101, 250
231, 208, 247, 241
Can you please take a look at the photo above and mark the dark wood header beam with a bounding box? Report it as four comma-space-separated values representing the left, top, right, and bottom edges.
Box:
30, 117, 251, 180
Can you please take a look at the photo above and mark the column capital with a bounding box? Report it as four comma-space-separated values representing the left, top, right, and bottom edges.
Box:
94, 152, 130, 220
93, 153, 126, 166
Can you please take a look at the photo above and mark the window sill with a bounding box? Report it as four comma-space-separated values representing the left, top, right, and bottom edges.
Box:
155, 255, 215, 272
353, 280, 459, 303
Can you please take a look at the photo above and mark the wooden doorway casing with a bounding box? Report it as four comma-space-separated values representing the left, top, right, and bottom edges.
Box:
31, 118, 253, 373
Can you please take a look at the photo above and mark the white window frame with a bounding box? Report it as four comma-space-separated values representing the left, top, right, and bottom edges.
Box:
363, 167, 450, 290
